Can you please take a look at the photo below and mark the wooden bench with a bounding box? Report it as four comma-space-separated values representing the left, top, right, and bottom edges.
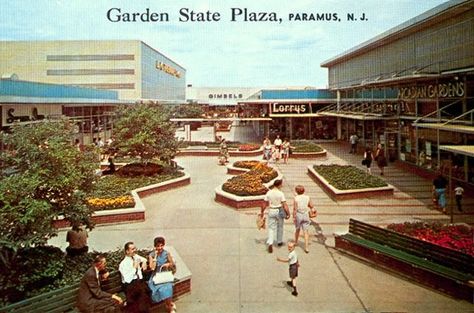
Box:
0, 247, 191, 313
335, 218, 474, 303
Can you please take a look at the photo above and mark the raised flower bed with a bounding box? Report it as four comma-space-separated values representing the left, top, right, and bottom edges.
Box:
291, 140, 327, 159
308, 164, 394, 200
226, 160, 262, 175
177, 141, 263, 157
387, 222, 474, 256
53, 170, 190, 228
215, 162, 282, 209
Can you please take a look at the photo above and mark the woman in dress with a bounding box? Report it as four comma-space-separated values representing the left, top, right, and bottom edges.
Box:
374, 143, 388, 175
148, 237, 176, 313
293, 185, 316, 253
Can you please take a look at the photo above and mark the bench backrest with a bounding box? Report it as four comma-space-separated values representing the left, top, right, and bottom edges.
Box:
0, 271, 123, 313
348, 219, 474, 275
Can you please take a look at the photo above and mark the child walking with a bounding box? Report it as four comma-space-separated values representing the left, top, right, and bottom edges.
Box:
277, 241, 299, 296
455, 184, 464, 212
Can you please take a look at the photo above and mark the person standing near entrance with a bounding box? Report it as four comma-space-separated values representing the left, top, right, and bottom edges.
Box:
363, 147, 374, 174
432, 173, 448, 213
261, 179, 289, 253
374, 143, 388, 175
349, 133, 358, 154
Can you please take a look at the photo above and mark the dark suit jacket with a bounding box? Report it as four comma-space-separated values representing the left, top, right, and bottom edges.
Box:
76, 266, 116, 313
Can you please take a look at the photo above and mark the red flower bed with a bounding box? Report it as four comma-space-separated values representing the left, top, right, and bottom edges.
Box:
387, 222, 474, 256
238, 144, 260, 151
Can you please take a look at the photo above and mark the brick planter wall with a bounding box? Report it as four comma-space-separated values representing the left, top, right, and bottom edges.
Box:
53, 211, 145, 228
307, 166, 394, 201
291, 150, 327, 159
215, 192, 266, 209
177, 149, 262, 157
53, 173, 190, 228
136, 176, 191, 198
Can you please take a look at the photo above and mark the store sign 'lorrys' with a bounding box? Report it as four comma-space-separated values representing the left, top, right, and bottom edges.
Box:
398, 81, 464, 99
272, 103, 307, 114
156, 61, 181, 78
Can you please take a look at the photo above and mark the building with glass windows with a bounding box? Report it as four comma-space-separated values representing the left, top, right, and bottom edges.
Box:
320, 0, 474, 186
0, 40, 186, 101
0, 77, 130, 145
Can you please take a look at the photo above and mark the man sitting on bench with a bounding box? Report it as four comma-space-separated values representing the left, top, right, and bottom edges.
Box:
76, 255, 123, 313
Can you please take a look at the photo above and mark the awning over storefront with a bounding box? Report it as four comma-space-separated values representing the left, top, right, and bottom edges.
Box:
170, 117, 272, 122
318, 112, 398, 120
439, 145, 474, 157
414, 123, 474, 135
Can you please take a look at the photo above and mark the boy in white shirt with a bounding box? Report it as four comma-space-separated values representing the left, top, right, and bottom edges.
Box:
277, 241, 299, 296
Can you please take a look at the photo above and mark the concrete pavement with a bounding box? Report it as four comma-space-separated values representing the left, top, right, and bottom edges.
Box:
50, 137, 474, 312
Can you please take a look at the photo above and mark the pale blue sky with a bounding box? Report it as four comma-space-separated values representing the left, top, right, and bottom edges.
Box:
1, 0, 448, 88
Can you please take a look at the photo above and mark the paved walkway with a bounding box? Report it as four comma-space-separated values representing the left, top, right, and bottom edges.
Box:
50, 139, 474, 312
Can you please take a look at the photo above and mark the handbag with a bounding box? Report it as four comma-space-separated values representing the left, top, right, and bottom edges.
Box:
152, 265, 174, 285
278, 207, 288, 219
361, 159, 367, 166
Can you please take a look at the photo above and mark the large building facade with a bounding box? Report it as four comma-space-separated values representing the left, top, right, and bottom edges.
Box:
0, 78, 130, 145
321, 0, 474, 185
0, 40, 186, 101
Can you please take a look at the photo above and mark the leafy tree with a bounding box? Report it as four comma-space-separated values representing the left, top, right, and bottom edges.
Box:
170, 103, 204, 118
112, 103, 178, 164
0, 119, 98, 297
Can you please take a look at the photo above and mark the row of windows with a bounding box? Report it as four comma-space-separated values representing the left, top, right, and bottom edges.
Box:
66, 83, 135, 90
328, 13, 474, 88
47, 69, 134, 75
47, 54, 135, 61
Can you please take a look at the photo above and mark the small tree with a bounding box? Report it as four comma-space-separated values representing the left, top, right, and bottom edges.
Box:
112, 103, 178, 164
0, 119, 98, 296
171, 103, 204, 118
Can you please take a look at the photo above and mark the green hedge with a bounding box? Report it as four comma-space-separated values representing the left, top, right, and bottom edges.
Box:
313, 164, 387, 190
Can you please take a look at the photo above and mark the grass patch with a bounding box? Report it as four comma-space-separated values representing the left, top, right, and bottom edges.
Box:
313, 164, 387, 190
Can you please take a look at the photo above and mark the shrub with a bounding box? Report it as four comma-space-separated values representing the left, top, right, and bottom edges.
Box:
0, 246, 65, 304
117, 162, 164, 177
292, 140, 323, 153
313, 164, 387, 190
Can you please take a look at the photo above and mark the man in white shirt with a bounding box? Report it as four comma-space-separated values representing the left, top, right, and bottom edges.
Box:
119, 242, 148, 290
260, 179, 289, 253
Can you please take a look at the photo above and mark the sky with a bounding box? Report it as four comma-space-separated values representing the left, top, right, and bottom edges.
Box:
1, 0, 449, 88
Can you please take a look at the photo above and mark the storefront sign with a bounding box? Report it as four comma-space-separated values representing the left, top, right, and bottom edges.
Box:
3, 105, 61, 126
398, 81, 464, 100
271, 102, 309, 114
156, 61, 181, 78
208, 93, 243, 99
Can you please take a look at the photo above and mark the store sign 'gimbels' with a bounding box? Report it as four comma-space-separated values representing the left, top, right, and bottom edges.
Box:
156, 61, 181, 78
398, 81, 464, 100
208, 93, 243, 99
272, 103, 308, 114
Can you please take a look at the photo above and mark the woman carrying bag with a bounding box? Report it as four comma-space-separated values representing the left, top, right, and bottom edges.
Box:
293, 185, 316, 254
